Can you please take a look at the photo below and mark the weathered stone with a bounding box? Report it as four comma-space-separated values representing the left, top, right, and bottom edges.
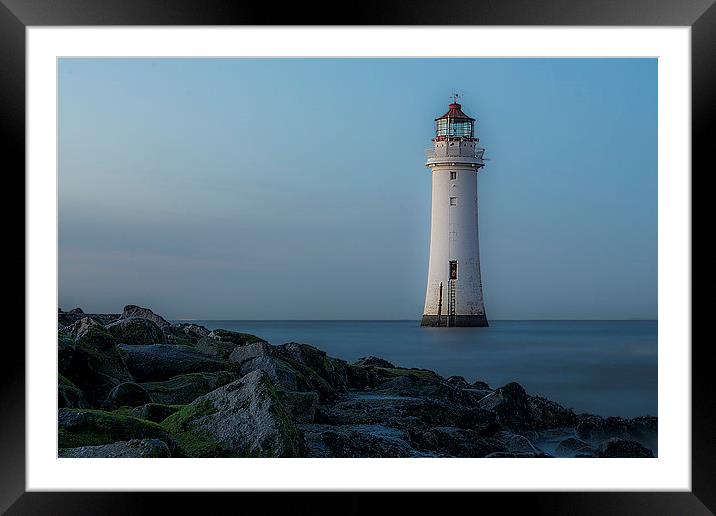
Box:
127, 403, 182, 423
66, 317, 104, 341
597, 438, 654, 458
277, 390, 319, 424
69, 307, 85, 314
106, 317, 166, 345
555, 437, 594, 457
161, 370, 305, 457
140, 371, 240, 405
61, 325, 134, 406
494, 430, 540, 455
59, 375, 87, 409
119, 344, 239, 383
446, 375, 470, 388
576, 414, 657, 452
194, 336, 238, 360
410, 426, 506, 457
300, 423, 419, 458
59, 438, 171, 458
122, 304, 171, 328
208, 328, 266, 346
353, 356, 395, 369
229, 341, 272, 364
102, 382, 153, 411
471, 380, 492, 390
58, 408, 176, 451
239, 355, 309, 393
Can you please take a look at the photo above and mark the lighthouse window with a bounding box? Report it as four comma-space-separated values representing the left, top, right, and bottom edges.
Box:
449, 197, 457, 206
450, 171, 457, 180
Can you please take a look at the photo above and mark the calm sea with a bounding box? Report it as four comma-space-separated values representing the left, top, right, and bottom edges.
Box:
181, 320, 657, 419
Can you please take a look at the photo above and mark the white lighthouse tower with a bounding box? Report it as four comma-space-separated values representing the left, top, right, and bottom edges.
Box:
421, 97, 488, 327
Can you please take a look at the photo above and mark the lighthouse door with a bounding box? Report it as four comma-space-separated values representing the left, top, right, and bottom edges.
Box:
447, 261, 457, 326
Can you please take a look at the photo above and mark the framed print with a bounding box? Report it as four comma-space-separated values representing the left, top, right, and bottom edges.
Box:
4, 0, 710, 513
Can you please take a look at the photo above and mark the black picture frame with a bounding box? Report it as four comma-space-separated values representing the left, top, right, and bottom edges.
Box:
3, 1, 709, 513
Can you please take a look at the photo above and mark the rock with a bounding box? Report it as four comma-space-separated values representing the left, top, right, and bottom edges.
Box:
106, 317, 166, 345
273, 343, 349, 398
239, 355, 309, 393
102, 382, 153, 410
58, 332, 75, 375
446, 376, 470, 388
140, 371, 240, 405
164, 323, 211, 346
59, 438, 171, 458
494, 430, 540, 454
208, 328, 266, 346
597, 438, 654, 458
353, 356, 396, 369
161, 370, 305, 457
127, 403, 182, 423
58, 408, 176, 451
300, 423, 419, 458
228, 341, 272, 364
277, 390, 319, 424
59, 312, 120, 328
194, 336, 239, 360
471, 380, 492, 390
58, 375, 87, 409
122, 304, 171, 329
69, 307, 85, 314
119, 344, 239, 382
410, 426, 506, 457
485, 451, 538, 458
61, 325, 134, 406
66, 317, 104, 341
555, 437, 594, 457
478, 382, 576, 431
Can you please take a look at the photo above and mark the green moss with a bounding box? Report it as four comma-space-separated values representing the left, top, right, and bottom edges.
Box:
58, 408, 170, 449
160, 400, 221, 457
261, 375, 305, 457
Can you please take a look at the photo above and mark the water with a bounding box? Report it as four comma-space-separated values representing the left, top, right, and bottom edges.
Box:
182, 320, 657, 419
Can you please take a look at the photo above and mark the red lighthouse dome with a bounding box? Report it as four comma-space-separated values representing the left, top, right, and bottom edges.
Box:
434, 101, 476, 141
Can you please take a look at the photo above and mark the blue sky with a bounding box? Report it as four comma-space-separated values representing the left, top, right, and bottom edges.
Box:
58, 58, 657, 320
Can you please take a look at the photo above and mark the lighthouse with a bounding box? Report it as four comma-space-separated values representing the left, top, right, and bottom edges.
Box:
421, 97, 489, 327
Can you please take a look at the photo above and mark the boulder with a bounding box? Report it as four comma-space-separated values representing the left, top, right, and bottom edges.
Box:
228, 341, 272, 364
576, 415, 657, 452
273, 343, 349, 398
597, 438, 654, 458
66, 317, 104, 341
164, 323, 211, 346
60, 325, 135, 406
446, 376, 470, 388
208, 328, 266, 346
471, 380, 492, 390
353, 356, 396, 369
140, 371, 240, 405
69, 307, 84, 314
194, 336, 239, 360
410, 426, 506, 457
106, 317, 166, 345
127, 403, 182, 423
58, 408, 176, 451
59, 438, 171, 458
161, 370, 305, 457
300, 423, 419, 458
239, 355, 309, 393
122, 304, 171, 329
555, 437, 594, 457
58, 375, 87, 409
102, 382, 153, 410
277, 390, 319, 424
119, 344, 239, 382
494, 430, 540, 455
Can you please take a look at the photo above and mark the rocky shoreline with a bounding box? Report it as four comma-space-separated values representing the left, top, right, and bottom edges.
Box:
58, 305, 657, 458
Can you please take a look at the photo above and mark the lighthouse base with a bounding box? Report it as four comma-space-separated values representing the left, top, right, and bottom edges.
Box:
420, 314, 489, 327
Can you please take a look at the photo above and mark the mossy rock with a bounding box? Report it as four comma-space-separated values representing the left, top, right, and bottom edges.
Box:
140, 371, 239, 405
126, 403, 183, 423
58, 374, 87, 409
273, 343, 349, 400
101, 382, 153, 411
119, 344, 240, 383
60, 327, 134, 406
58, 408, 176, 452
106, 317, 166, 345
161, 370, 306, 458
209, 329, 266, 346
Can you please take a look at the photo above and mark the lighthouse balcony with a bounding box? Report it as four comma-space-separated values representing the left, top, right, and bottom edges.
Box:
425, 145, 485, 167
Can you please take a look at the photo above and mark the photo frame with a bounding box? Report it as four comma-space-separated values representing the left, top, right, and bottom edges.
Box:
4, 0, 708, 512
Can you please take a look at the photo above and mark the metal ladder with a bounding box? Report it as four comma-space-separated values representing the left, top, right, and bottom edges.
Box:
447, 279, 456, 327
